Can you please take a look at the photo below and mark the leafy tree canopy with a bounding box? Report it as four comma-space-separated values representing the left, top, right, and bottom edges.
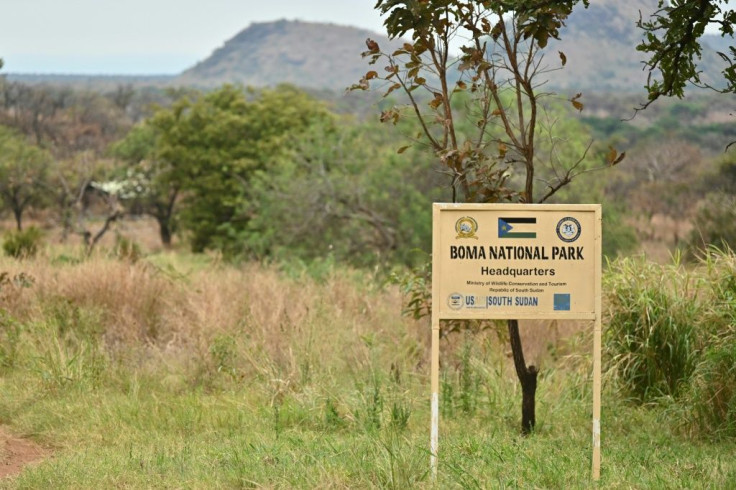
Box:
376, 0, 588, 49
143, 84, 334, 253
638, 0, 735, 107
247, 118, 442, 267
0, 125, 51, 230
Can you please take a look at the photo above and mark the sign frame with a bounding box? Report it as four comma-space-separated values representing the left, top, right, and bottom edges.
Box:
430, 203, 602, 482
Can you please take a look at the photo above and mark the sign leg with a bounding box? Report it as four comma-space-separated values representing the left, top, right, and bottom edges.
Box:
592, 317, 602, 480
430, 317, 440, 481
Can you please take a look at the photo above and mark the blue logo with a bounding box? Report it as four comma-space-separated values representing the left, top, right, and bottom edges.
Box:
554, 293, 571, 311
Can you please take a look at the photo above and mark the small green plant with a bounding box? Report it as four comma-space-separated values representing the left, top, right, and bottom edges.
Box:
389, 400, 410, 431
683, 338, 736, 438
459, 337, 479, 415
113, 235, 143, 262
440, 334, 481, 417
209, 333, 238, 378
3, 226, 43, 258
32, 332, 106, 389
0, 310, 23, 369
391, 258, 431, 320
357, 380, 384, 432
0, 270, 35, 294
323, 398, 344, 430
44, 297, 104, 339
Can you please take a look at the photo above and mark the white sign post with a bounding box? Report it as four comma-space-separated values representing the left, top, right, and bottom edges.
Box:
430, 203, 602, 481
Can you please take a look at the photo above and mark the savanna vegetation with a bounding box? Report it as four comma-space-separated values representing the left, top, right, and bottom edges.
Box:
0, 249, 735, 487
1, 1, 736, 486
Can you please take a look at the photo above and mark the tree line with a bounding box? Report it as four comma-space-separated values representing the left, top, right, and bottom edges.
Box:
0, 80, 734, 264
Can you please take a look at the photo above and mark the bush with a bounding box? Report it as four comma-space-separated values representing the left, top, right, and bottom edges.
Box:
602, 203, 639, 258
687, 192, 736, 254
2, 226, 43, 258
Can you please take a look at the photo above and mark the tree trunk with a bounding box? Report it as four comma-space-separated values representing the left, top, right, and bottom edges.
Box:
60, 209, 73, 242
154, 188, 179, 248
13, 207, 23, 231
157, 216, 172, 247
86, 211, 123, 255
508, 319, 538, 434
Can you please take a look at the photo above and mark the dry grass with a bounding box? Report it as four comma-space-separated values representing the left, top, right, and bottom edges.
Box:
0, 251, 431, 387
0, 247, 586, 400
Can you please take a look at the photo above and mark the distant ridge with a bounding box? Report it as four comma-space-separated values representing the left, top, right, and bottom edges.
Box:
5, 74, 175, 88
178, 3, 730, 94
176, 19, 403, 91
7, 3, 731, 95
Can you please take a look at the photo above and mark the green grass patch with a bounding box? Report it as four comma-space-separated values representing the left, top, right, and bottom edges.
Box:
1, 253, 735, 487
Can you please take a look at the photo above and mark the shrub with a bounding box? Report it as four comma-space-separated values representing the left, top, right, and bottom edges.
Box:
2, 226, 43, 258
0, 310, 23, 369
602, 203, 639, 258
113, 235, 142, 262
687, 192, 736, 253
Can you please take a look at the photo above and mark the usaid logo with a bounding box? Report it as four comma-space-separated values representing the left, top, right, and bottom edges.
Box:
447, 293, 463, 310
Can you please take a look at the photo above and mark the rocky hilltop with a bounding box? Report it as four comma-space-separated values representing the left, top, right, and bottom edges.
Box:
177, 19, 402, 91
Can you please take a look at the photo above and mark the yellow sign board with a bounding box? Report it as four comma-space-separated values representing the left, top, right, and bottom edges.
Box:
433, 203, 600, 320
429, 203, 602, 482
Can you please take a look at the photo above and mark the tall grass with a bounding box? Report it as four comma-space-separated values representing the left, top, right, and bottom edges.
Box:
1, 248, 735, 487
678, 249, 736, 438
605, 248, 736, 438
604, 253, 701, 401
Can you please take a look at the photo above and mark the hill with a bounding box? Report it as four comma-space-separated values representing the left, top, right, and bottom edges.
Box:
176, 19, 402, 91
177, 2, 730, 94
702, 32, 734, 54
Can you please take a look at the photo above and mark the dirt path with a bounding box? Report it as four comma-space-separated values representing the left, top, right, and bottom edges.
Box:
0, 426, 48, 479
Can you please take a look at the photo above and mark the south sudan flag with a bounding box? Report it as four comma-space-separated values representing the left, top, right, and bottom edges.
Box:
498, 217, 537, 239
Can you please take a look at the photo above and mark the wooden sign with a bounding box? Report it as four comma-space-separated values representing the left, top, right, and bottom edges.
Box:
430, 203, 602, 481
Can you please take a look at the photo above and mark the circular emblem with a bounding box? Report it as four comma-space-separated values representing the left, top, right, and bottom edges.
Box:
455, 216, 479, 239
556, 217, 582, 243
447, 293, 464, 310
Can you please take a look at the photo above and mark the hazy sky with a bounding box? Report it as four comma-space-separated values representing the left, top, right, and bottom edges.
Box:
1, 0, 388, 74
3, 1, 730, 75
